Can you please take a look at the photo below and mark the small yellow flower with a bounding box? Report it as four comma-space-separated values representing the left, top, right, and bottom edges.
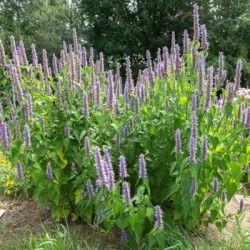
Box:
5, 181, 10, 187
5, 175, 10, 180
6, 190, 11, 195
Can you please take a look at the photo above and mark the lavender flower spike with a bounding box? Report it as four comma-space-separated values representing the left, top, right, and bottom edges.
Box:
155, 205, 163, 230
193, 3, 200, 41
175, 129, 182, 155
87, 179, 95, 198
122, 182, 131, 205
222, 190, 227, 202
46, 163, 53, 179
71, 163, 76, 171
240, 199, 244, 211
24, 124, 31, 148
121, 230, 128, 244
119, 155, 127, 178
201, 135, 208, 160
235, 59, 243, 91
139, 154, 147, 178
190, 177, 198, 196
189, 136, 197, 164
84, 137, 90, 154
213, 177, 219, 194
104, 149, 113, 170
16, 161, 24, 180
65, 123, 70, 136
1, 122, 10, 149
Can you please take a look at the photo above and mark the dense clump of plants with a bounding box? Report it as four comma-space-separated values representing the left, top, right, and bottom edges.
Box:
0, 3, 249, 248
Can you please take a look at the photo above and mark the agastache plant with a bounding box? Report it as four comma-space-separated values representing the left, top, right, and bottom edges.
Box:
193, 3, 200, 41
139, 154, 147, 179
190, 177, 198, 196
0, 3, 249, 241
235, 59, 243, 91
122, 181, 131, 205
155, 205, 163, 230
16, 161, 24, 180
87, 179, 95, 198
202, 135, 208, 160
84, 137, 90, 154
175, 129, 182, 155
46, 163, 53, 179
213, 177, 219, 194
24, 124, 31, 148
119, 155, 127, 178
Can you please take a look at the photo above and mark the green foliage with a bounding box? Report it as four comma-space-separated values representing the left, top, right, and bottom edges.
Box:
0, 0, 80, 60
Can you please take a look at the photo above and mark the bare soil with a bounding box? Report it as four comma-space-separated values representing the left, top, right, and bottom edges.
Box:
1, 194, 250, 249
0, 195, 120, 249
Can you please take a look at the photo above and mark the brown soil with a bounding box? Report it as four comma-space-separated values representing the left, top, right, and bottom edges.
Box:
193, 194, 250, 247
1, 194, 250, 249
0, 195, 120, 249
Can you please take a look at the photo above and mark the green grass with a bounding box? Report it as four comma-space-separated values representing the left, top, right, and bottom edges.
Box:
0, 217, 250, 250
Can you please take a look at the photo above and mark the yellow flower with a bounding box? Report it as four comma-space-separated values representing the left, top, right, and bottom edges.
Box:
6, 190, 11, 195
5, 175, 10, 180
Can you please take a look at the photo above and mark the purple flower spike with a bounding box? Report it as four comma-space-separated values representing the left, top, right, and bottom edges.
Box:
95, 81, 101, 105
46, 163, 53, 179
72, 28, 78, 52
193, 3, 200, 41
205, 66, 213, 110
155, 205, 163, 230
190, 177, 198, 196
31, 44, 38, 69
104, 149, 113, 170
200, 25, 209, 50
15, 120, 21, 139
42, 49, 50, 80
235, 59, 243, 91
84, 137, 90, 155
1, 122, 10, 149
240, 199, 244, 211
121, 230, 128, 244
24, 124, 31, 148
87, 179, 95, 198
139, 154, 147, 179
65, 123, 70, 136
198, 54, 205, 92
222, 190, 227, 202
119, 155, 127, 178
175, 129, 182, 155
16, 161, 24, 180
213, 177, 219, 194
162, 46, 169, 76
123, 125, 129, 137
71, 163, 76, 171
183, 29, 190, 53
107, 169, 116, 191
122, 181, 131, 205
0, 39, 6, 66
81, 190, 86, 199
202, 135, 208, 160
189, 136, 197, 164
94, 146, 102, 178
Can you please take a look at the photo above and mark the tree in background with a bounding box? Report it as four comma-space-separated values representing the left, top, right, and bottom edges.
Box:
0, 0, 80, 59
79, 0, 250, 86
